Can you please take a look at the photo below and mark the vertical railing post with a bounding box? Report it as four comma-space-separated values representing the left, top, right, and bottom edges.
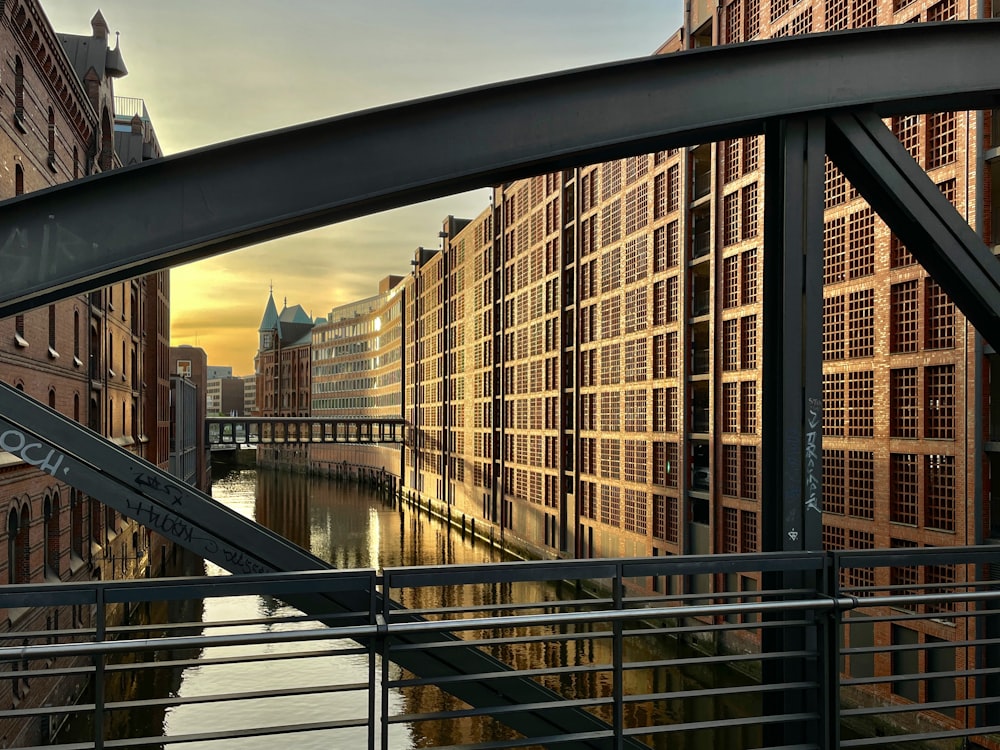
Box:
380, 572, 392, 750
822, 552, 842, 750
93, 585, 106, 750
613, 564, 624, 750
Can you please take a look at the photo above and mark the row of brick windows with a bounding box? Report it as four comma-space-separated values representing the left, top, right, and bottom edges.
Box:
890, 453, 956, 531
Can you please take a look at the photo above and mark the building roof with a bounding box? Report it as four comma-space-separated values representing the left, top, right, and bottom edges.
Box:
58, 11, 127, 84
257, 292, 314, 349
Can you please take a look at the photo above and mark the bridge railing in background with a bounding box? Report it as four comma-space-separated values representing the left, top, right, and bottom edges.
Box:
0, 548, 997, 749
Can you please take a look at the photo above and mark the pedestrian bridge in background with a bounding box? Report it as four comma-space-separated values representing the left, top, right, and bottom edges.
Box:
206, 416, 407, 446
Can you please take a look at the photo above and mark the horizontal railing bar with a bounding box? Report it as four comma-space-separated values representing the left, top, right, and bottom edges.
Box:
389, 661, 612, 689
419, 727, 614, 750
0, 664, 95, 681
100, 717, 372, 748
841, 722, 1000, 748
389, 629, 612, 653
104, 645, 369, 673
626, 680, 816, 704
842, 694, 1000, 717
626, 710, 819, 736
103, 681, 369, 711
625, 617, 814, 637
842, 665, 1000, 687
843, 635, 1000, 655
842, 608, 968, 626
387, 695, 611, 724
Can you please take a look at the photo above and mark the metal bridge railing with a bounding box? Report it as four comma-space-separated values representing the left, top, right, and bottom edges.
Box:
0, 549, 997, 749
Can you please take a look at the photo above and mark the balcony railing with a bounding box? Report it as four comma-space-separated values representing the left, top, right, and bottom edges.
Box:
0, 548, 998, 749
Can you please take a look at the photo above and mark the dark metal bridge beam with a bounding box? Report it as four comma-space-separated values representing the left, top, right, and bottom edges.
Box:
0, 382, 636, 749
3, 22, 1000, 318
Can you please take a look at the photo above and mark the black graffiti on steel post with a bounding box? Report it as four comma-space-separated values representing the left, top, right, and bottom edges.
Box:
804, 397, 821, 515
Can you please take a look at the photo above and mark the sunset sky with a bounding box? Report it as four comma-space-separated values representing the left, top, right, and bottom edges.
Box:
44, 2, 682, 375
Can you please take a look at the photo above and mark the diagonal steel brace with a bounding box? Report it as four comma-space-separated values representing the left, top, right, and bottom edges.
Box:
826, 111, 1000, 352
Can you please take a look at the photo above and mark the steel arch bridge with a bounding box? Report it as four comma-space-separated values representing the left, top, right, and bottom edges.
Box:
1, 22, 999, 748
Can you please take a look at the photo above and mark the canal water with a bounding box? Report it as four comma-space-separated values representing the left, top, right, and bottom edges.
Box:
62, 467, 760, 749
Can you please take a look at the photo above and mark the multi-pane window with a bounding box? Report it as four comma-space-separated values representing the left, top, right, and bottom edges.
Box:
925, 454, 955, 531
927, 0, 958, 20
926, 111, 956, 169
624, 184, 648, 236
600, 439, 621, 480
624, 489, 647, 534
823, 449, 846, 514
824, 372, 845, 435
741, 316, 757, 369
847, 451, 875, 519
724, 256, 740, 308
890, 453, 919, 526
724, 507, 740, 553
848, 209, 875, 279
824, 295, 845, 361
723, 444, 740, 496
624, 390, 647, 432
723, 319, 740, 371
724, 192, 740, 246
848, 289, 874, 358
824, 217, 847, 284
925, 365, 955, 440
847, 371, 874, 438
624, 441, 647, 483
654, 172, 667, 219
665, 387, 678, 432
667, 164, 680, 212
723, 382, 739, 433
666, 332, 678, 377
741, 381, 757, 434
890, 281, 919, 353
600, 484, 621, 527
741, 183, 758, 239
743, 136, 759, 173
666, 276, 679, 323
925, 279, 955, 350
740, 446, 758, 500
724, 139, 741, 183
624, 236, 648, 285
653, 334, 666, 378
741, 248, 758, 304
624, 288, 647, 335
741, 510, 758, 552
890, 368, 919, 438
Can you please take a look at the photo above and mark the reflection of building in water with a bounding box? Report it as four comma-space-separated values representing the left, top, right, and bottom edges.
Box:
254, 468, 311, 551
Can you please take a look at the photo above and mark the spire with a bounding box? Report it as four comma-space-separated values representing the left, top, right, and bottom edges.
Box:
258, 289, 279, 332
91, 10, 109, 39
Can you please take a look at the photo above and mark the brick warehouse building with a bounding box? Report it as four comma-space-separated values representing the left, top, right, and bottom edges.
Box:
0, 5, 172, 744
388, 0, 1000, 737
